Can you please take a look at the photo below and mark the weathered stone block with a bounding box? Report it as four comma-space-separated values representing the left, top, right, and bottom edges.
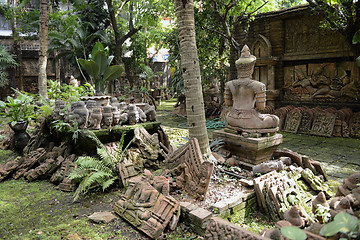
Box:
189, 208, 213, 228
88, 211, 116, 223
213, 130, 283, 164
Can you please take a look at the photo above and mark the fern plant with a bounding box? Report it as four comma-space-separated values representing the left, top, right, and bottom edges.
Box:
68, 132, 132, 201
0, 46, 17, 88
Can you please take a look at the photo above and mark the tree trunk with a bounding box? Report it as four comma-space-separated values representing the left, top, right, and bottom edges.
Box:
38, 0, 49, 99
175, 0, 210, 157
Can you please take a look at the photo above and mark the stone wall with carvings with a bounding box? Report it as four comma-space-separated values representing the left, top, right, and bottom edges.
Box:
234, 5, 359, 111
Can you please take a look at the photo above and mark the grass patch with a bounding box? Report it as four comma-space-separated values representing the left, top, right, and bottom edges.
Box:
0, 179, 132, 239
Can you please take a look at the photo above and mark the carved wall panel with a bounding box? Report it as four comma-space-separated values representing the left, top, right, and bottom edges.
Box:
284, 109, 302, 133
310, 112, 336, 137
284, 16, 350, 56
298, 109, 314, 134
349, 112, 360, 138
284, 62, 359, 103
164, 138, 214, 200
114, 177, 179, 239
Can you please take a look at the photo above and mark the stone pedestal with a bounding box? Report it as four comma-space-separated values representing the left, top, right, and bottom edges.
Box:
213, 129, 283, 165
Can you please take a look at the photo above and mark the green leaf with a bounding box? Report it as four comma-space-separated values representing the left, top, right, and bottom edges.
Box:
320, 220, 345, 236
78, 59, 99, 80
352, 30, 360, 44
103, 65, 123, 83
91, 41, 104, 58
281, 226, 307, 240
93, 50, 107, 76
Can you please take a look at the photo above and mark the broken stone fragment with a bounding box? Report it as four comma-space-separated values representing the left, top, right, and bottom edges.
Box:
88, 211, 116, 223
253, 160, 283, 175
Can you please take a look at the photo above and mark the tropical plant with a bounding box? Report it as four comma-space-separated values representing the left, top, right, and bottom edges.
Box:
320, 211, 360, 239
51, 120, 80, 143
68, 132, 132, 201
47, 79, 95, 104
78, 42, 123, 94
0, 46, 17, 88
0, 89, 34, 126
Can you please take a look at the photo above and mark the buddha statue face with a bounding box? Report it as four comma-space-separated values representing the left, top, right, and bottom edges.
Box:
103, 114, 113, 127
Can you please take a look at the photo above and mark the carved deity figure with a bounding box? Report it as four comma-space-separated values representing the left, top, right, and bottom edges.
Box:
225, 45, 279, 130
118, 175, 159, 226
52, 99, 65, 120
69, 101, 89, 129
102, 106, 113, 128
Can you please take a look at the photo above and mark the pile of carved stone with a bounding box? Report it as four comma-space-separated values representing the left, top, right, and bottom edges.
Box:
261, 105, 359, 138
114, 137, 215, 239
253, 148, 331, 221
52, 97, 157, 129
0, 142, 78, 191
262, 171, 360, 240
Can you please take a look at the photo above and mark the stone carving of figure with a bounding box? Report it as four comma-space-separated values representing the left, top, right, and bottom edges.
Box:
127, 104, 140, 125
119, 102, 128, 112
88, 107, 102, 130
102, 106, 113, 128
118, 175, 159, 226
111, 106, 121, 126
52, 99, 65, 120
70, 101, 89, 129
225, 45, 279, 130
144, 103, 157, 122
110, 97, 120, 110
69, 75, 79, 87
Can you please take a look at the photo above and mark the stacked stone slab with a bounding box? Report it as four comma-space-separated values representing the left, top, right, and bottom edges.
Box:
270, 106, 357, 137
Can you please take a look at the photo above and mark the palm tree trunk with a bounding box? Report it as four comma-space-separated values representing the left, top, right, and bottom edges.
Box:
175, 0, 210, 157
38, 0, 49, 99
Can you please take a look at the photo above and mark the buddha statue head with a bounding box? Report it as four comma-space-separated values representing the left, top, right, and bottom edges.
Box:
235, 45, 256, 79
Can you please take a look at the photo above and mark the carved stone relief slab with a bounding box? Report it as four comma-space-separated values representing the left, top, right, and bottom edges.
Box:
349, 112, 360, 138
134, 127, 160, 160
204, 217, 270, 240
310, 112, 336, 137
113, 175, 179, 239
164, 138, 214, 200
298, 109, 314, 134
118, 163, 141, 187
284, 62, 359, 103
284, 109, 302, 133
13, 148, 47, 179
0, 160, 19, 181
50, 154, 77, 191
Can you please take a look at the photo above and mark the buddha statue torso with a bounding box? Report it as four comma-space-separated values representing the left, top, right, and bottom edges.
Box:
225, 45, 279, 130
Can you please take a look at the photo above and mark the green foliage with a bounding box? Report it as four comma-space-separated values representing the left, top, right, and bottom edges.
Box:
78, 42, 123, 94
281, 226, 307, 240
51, 120, 81, 143
47, 79, 94, 104
320, 212, 360, 239
0, 89, 34, 126
0, 46, 17, 88
68, 132, 130, 201
48, 15, 107, 76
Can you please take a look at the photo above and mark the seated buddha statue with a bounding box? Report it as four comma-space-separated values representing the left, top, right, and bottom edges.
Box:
225, 45, 279, 130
